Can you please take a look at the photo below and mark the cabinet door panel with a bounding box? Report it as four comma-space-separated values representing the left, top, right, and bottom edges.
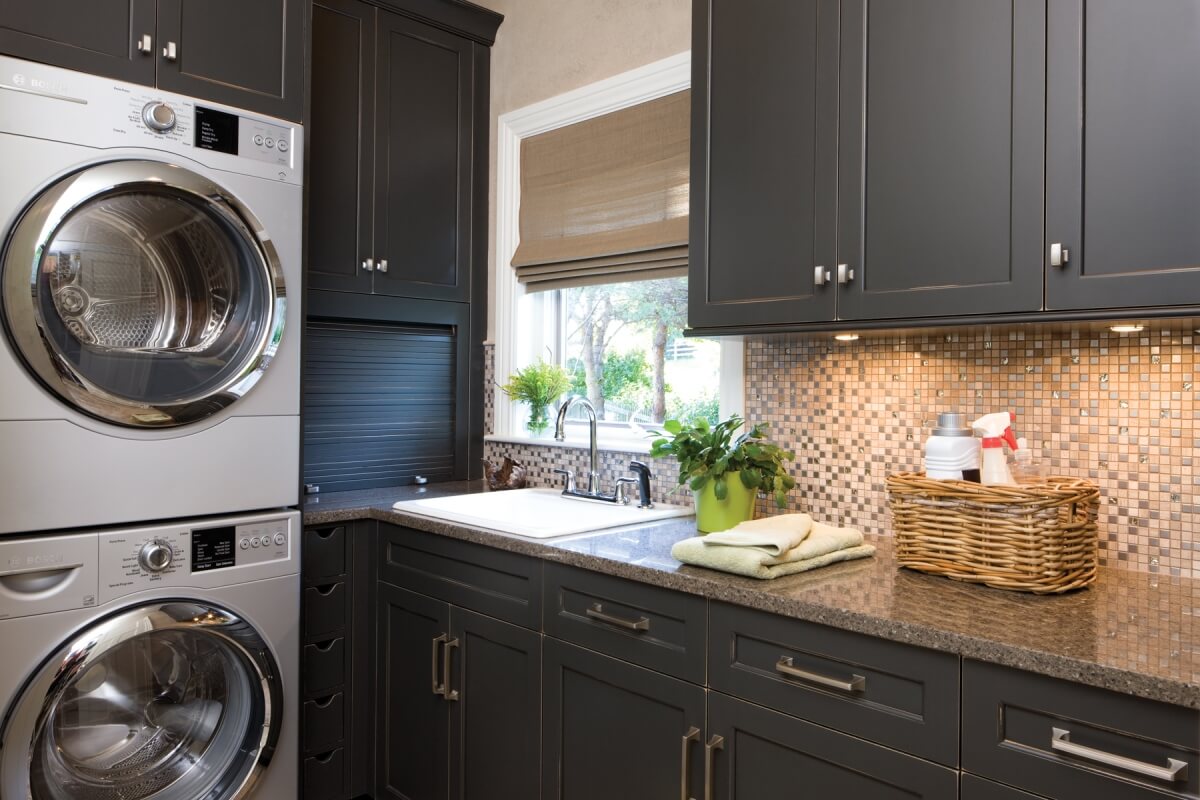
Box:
709, 692, 958, 799
1047, 0, 1200, 310
308, 0, 375, 294
0, 0, 155, 85
156, 0, 304, 121
837, 0, 1045, 320
377, 584, 450, 800
374, 12, 472, 301
448, 609, 540, 800
543, 639, 705, 800
689, 0, 839, 328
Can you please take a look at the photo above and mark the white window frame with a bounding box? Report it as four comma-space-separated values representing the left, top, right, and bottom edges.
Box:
490, 51, 744, 453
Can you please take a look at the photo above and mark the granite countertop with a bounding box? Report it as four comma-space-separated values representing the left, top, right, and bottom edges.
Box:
304, 482, 1200, 710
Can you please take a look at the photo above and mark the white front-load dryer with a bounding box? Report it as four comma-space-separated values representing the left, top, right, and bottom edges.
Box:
0, 510, 299, 799
0, 55, 304, 534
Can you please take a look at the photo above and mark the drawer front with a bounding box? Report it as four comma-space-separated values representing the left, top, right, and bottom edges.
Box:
378, 524, 541, 629
709, 602, 960, 766
961, 774, 1048, 800
303, 637, 346, 696
303, 692, 345, 755
963, 660, 1200, 800
543, 563, 706, 683
303, 525, 347, 580
303, 748, 345, 800
304, 582, 348, 639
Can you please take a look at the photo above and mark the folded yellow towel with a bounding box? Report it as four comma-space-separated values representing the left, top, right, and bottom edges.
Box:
671, 514, 875, 579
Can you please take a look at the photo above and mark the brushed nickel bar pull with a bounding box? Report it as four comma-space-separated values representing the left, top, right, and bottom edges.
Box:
1050, 728, 1189, 783
775, 656, 866, 693
431, 633, 448, 697
703, 734, 724, 800
680, 726, 700, 800
586, 602, 650, 632
443, 637, 460, 701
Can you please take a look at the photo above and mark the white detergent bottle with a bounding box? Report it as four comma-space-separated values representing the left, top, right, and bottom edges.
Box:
924, 412, 981, 481
973, 412, 1018, 486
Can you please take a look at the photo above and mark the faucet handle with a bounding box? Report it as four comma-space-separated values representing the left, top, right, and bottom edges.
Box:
552, 468, 576, 493
628, 461, 654, 509
614, 477, 639, 505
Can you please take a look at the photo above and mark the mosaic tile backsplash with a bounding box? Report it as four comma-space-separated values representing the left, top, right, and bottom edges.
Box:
485, 326, 1200, 578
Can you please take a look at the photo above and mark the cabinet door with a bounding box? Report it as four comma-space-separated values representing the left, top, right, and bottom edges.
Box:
961, 775, 1048, 800
155, 0, 304, 121
1046, 0, 1200, 310
836, 0, 1045, 320
373, 12, 473, 302
377, 584, 450, 800
543, 639, 706, 800
708, 692, 958, 799
0, 0, 155, 85
448, 609, 541, 800
689, 0, 839, 329
308, 0, 375, 294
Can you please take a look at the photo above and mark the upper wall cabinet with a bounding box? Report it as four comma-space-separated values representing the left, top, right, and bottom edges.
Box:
1045, 0, 1200, 310
836, 0, 1046, 321
0, 0, 303, 121
309, 0, 487, 303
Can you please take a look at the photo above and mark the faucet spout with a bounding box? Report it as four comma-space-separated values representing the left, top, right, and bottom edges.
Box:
554, 396, 600, 494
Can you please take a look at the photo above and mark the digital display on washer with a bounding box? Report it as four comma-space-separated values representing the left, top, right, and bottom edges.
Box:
192, 526, 236, 571
195, 106, 239, 155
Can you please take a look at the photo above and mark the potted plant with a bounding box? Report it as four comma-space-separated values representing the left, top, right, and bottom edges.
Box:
650, 415, 796, 532
500, 358, 572, 436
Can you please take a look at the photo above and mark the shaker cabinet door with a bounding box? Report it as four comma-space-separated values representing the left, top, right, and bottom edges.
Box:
1046, 0, 1200, 310
308, 0, 376, 294
155, 0, 304, 121
373, 11, 474, 302
836, 0, 1046, 320
0, 0, 156, 85
689, 0, 840, 329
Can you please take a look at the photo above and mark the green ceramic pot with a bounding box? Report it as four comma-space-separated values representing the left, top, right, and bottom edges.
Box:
694, 477, 756, 533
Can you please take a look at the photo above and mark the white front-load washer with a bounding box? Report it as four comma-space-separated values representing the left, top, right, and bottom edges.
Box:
0, 55, 303, 534
0, 509, 299, 799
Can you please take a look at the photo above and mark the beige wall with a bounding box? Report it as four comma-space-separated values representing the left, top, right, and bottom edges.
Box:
476, 0, 691, 339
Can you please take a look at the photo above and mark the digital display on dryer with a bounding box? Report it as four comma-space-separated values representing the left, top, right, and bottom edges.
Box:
192, 526, 236, 571
195, 107, 239, 155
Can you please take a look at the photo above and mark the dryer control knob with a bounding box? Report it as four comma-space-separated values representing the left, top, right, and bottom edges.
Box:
142, 101, 177, 132
139, 539, 174, 573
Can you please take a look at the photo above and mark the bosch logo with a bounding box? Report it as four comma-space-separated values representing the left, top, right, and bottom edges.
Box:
11, 73, 25, 87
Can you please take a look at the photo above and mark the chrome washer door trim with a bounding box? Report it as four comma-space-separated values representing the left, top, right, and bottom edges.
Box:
0, 600, 281, 800
1, 160, 286, 428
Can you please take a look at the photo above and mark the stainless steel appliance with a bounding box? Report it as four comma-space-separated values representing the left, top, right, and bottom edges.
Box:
0, 510, 299, 799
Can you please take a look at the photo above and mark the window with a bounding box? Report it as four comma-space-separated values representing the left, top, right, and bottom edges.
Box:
493, 53, 741, 450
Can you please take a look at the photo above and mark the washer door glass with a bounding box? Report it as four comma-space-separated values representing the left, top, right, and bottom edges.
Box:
13, 602, 279, 800
1, 161, 286, 428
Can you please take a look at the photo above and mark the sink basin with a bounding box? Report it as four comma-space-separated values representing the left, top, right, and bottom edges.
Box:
393, 488, 693, 538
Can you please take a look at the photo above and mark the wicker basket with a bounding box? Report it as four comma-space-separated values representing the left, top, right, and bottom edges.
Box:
886, 472, 1100, 594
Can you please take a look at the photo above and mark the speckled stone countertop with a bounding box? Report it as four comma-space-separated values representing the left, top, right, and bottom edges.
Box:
304, 482, 1200, 710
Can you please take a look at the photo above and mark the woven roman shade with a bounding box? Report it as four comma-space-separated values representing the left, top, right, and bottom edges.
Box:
512, 90, 690, 291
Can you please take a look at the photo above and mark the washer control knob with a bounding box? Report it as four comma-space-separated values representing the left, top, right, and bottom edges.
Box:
139, 539, 174, 573
142, 101, 177, 132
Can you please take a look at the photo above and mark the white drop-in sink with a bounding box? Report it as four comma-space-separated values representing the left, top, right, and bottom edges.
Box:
393, 488, 693, 538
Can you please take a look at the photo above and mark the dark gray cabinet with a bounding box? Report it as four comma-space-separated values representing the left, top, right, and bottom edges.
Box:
708, 692, 959, 799
0, 0, 156, 85
960, 775, 1048, 800
0, 0, 302, 121
1045, 0, 1200, 311
308, 0, 494, 302
542, 638, 706, 800
688, 0, 839, 328
836, 0, 1046, 320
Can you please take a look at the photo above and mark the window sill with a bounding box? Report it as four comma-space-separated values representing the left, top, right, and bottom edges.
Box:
485, 433, 654, 455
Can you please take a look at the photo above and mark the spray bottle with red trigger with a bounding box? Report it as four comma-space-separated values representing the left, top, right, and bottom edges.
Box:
972, 412, 1018, 486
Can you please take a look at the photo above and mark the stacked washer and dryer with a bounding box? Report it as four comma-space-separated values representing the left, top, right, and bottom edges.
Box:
0, 55, 303, 799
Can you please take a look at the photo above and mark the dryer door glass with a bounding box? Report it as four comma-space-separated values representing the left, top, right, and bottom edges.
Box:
1, 160, 286, 428
11, 601, 280, 800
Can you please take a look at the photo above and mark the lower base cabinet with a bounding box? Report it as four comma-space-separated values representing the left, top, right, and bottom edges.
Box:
707, 692, 958, 799
542, 638, 706, 800
376, 583, 540, 800
961, 774, 1048, 799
